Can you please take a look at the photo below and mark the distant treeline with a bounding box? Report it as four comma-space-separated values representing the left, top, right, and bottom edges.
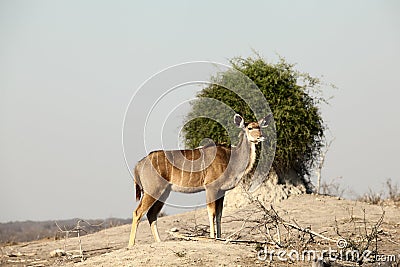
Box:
0, 218, 131, 245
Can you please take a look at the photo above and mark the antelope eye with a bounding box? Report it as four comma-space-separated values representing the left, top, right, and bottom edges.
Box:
248, 127, 253, 130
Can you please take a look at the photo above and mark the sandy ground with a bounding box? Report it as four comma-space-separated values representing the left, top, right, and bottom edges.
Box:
1, 194, 399, 266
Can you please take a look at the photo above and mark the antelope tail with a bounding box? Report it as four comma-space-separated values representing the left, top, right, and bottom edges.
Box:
135, 182, 141, 201
134, 167, 142, 201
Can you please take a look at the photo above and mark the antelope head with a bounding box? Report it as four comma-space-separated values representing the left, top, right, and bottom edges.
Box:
234, 114, 272, 144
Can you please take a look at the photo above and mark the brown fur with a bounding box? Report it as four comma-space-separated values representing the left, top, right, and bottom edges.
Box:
143, 147, 231, 189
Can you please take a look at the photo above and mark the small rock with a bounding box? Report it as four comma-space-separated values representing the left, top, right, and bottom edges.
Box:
50, 249, 66, 257
170, 227, 179, 232
311, 258, 331, 267
311, 259, 324, 267
8, 252, 23, 257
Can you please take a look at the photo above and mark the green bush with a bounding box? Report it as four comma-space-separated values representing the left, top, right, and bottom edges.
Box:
182, 55, 327, 184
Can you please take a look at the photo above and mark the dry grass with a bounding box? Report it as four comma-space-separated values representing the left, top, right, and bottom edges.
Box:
357, 179, 400, 205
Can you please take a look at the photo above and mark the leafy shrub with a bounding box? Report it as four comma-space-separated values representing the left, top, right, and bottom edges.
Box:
182, 55, 327, 185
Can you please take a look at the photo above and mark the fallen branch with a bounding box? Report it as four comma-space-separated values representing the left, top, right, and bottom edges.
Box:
281, 221, 338, 243
217, 238, 271, 245
243, 191, 341, 247
254, 196, 339, 244
224, 219, 247, 241
168, 231, 271, 245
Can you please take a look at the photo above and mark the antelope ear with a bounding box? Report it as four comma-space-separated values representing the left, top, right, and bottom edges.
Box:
259, 114, 273, 128
233, 114, 245, 128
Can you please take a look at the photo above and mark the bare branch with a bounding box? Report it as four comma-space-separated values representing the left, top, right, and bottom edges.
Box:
316, 138, 335, 194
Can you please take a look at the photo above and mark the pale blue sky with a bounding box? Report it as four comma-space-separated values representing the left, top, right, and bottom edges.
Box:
1, 1, 399, 222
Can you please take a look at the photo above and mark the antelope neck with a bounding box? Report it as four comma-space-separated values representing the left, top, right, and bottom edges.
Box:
233, 131, 256, 176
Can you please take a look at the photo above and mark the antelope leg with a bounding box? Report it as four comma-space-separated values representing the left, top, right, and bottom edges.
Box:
128, 193, 157, 247
215, 194, 225, 238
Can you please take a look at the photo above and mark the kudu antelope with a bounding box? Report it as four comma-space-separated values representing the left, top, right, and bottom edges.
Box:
128, 113, 272, 247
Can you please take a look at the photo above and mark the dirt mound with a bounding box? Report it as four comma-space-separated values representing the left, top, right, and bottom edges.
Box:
225, 169, 307, 210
